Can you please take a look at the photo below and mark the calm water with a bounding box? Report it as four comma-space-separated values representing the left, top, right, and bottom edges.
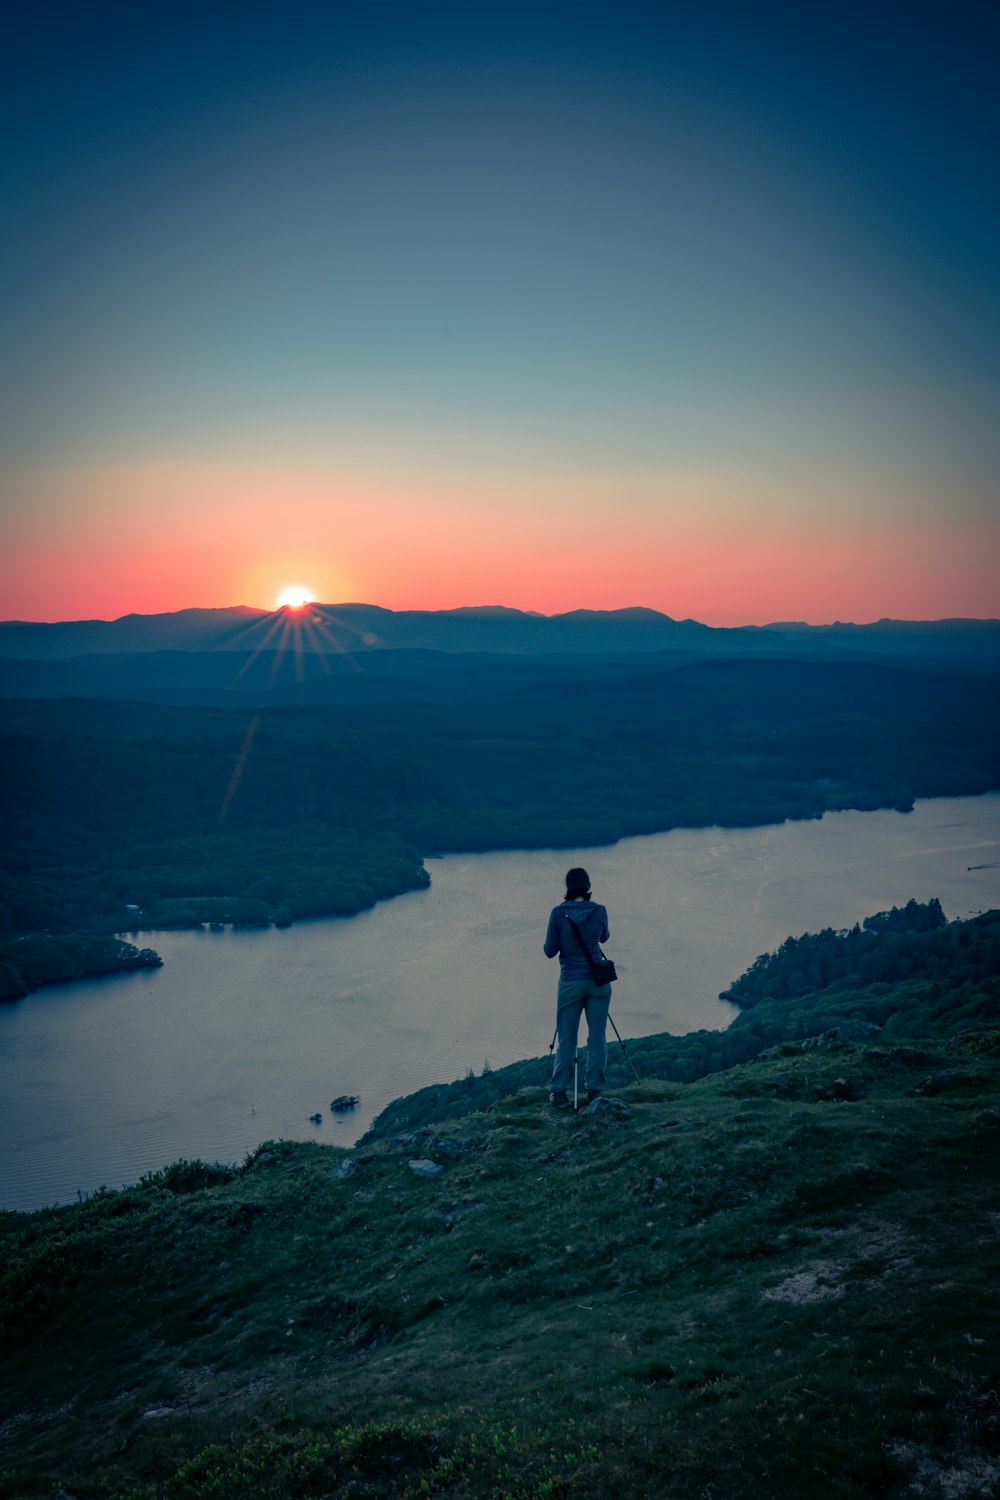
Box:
1, 794, 998, 1213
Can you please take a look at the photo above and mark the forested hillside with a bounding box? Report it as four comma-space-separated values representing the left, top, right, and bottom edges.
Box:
721, 896, 991, 1005
0, 660, 997, 982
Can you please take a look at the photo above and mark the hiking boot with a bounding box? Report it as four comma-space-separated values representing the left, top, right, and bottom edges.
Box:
586, 1090, 602, 1104
549, 1090, 571, 1110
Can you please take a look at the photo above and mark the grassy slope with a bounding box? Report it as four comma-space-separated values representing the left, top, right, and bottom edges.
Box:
2, 1040, 999, 1499
366, 909, 1000, 1137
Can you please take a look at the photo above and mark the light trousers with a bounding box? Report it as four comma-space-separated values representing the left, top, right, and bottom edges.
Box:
551, 977, 613, 1094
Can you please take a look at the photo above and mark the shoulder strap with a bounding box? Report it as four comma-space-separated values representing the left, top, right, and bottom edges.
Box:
564, 912, 601, 980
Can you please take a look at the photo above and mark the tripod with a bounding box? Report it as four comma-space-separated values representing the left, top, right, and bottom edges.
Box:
541, 1028, 583, 1108
542, 1006, 641, 1105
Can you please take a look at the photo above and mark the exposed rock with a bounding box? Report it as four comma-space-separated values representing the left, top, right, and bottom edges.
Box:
427, 1136, 472, 1156
141, 1406, 175, 1420
581, 1096, 633, 1119
332, 1159, 357, 1180
440, 1200, 480, 1223
253, 1151, 276, 1166
408, 1158, 444, 1179
802, 1021, 882, 1050
483, 1125, 525, 1145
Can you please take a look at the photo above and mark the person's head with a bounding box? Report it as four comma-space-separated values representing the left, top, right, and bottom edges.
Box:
564, 866, 591, 901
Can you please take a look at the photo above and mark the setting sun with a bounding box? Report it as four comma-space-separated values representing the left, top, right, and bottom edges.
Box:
276, 585, 312, 610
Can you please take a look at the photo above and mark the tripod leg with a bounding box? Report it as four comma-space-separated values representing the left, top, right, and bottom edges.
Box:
542, 1026, 557, 1086
609, 1013, 642, 1083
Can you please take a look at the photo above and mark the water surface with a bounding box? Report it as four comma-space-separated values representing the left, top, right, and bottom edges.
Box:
1, 794, 998, 1212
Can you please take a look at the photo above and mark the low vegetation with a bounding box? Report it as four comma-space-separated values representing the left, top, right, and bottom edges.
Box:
2, 1045, 998, 1498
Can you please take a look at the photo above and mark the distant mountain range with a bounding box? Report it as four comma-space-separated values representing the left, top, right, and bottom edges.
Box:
0, 605, 997, 706
2, 603, 998, 661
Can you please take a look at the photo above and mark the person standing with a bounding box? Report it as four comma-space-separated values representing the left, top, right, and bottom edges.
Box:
543, 866, 612, 1108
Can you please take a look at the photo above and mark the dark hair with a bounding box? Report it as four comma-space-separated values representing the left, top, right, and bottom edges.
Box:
564, 866, 591, 900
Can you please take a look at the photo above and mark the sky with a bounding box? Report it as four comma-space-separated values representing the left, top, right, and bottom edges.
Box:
1, 0, 997, 625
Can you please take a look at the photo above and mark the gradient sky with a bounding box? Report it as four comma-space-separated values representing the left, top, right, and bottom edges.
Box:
1, 1, 997, 625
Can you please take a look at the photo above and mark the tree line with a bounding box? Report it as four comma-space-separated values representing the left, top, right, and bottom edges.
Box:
0, 658, 997, 995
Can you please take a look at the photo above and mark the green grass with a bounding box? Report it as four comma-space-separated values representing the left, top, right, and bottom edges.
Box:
2, 1040, 999, 1498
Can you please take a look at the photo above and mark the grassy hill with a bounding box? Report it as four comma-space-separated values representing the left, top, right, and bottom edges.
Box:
2, 1041, 999, 1495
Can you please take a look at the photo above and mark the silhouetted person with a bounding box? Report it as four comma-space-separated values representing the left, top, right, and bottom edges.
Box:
543, 866, 611, 1107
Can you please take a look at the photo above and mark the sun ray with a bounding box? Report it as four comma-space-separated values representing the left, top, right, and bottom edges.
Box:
217, 603, 372, 826
300, 614, 334, 675
267, 613, 296, 686
291, 613, 306, 686
302, 607, 369, 671
218, 715, 259, 823
225, 609, 288, 652
225, 600, 381, 703
229, 611, 288, 686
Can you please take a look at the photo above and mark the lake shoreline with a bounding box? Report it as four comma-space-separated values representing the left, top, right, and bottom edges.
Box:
2, 792, 999, 1214
7, 783, 999, 1003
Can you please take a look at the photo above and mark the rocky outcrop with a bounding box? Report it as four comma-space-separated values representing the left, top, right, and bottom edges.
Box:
581, 1096, 633, 1119
408, 1159, 444, 1179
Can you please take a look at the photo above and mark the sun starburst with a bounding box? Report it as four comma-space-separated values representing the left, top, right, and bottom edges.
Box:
277, 585, 312, 610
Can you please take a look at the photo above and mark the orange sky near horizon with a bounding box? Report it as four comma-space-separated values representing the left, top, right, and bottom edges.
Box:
3, 10, 999, 632
2, 461, 997, 626
4, 17, 1000, 632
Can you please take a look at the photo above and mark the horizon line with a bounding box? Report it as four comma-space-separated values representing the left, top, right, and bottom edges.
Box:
2, 603, 999, 630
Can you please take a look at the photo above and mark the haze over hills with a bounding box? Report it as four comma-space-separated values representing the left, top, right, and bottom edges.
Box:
0, 603, 759, 659
1, 603, 998, 672
0, 646, 711, 708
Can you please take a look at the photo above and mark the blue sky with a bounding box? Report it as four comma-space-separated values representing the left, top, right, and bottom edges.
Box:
1, 1, 997, 621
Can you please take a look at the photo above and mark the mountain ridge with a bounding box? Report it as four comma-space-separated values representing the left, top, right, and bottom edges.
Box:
2, 602, 998, 665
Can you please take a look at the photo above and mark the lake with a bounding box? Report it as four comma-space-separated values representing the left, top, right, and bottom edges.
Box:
1, 794, 999, 1213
